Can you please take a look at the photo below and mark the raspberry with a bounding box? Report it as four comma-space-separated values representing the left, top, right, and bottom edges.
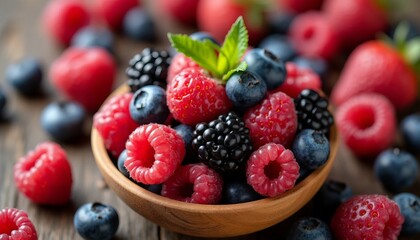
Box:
125, 124, 185, 185
167, 68, 232, 126
49, 47, 116, 112
161, 163, 223, 204
244, 91, 298, 149
335, 93, 396, 158
42, 0, 90, 45
246, 143, 300, 197
92, 0, 139, 31
289, 11, 339, 60
273, 62, 321, 99
331, 194, 404, 240
0, 208, 37, 240
93, 93, 139, 158
13, 142, 72, 205
167, 53, 200, 84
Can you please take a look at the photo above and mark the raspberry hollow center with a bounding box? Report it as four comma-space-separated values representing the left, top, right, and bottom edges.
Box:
350, 105, 375, 130
0, 220, 18, 236
264, 161, 281, 180
179, 183, 194, 199
133, 139, 155, 168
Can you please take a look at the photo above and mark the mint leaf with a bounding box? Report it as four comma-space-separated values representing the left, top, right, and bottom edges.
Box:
223, 61, 248, 81
394, 21, 410, 50
404, 37, 420, 66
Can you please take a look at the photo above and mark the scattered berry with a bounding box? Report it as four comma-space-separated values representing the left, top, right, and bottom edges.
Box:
0, 208, 37, 240
71, 26, 114, 54
125, 124, 185, 184
267, 11, 296, 35
331, 194, 404, 240
393, 193, 420, 235
258, 34, 297, 62
292, 129, 330, 171
161, 163, 223, 204
5, 58, 43, 96
278, 0, 324, 13
166, 53, 200, 84
222, 180, 261, 204
286, 217, 332, 240
92, 0, 139, 30
173, 124, 195, 164
123, 7, 156, 41
225, 71, 267, 108
189, 31, 219, 44
74, 202, 119, 240
400, 113, 420, 154
14, 142, 72, 205
246, 143, 300, 197
158, 0, 200, 26
293, 56, 328, 79
117, 149, 130, 178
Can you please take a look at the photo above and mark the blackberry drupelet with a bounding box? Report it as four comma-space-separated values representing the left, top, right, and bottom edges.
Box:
192, 112, 253, 173
295, 89, 333, 135
126, 48, 171, 92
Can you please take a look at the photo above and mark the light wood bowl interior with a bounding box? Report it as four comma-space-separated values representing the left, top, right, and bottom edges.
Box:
91, 84, 339, 238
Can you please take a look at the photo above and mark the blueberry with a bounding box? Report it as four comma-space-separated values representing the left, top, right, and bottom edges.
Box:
174, 124, 196, 164
117, 149, 130, 178
143, 184, 162, 195
258, 34, 297, 62
292, 129, 330, 171
71, 26, 114, 54
286, 217, 332, 240
0, 89, 7, 115
5, 58, 43, 96
400, 113, 420, 153
222, 180, 261, 204
74, 202, 119, 240
190, 31, 219, 45
374, 148, 418, 192
393, 193, 420, 235
123, 7, 155, 41
129, 85, 170, 125
40, 101, 86, 142
244, 48, 287, 90
225, 71, 267, 108
267, 11, 296, 35
293, 56, 328, 79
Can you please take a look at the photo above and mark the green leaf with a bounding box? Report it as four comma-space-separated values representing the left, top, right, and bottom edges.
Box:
394, 21, 410, 50
404, 37, 420, 67
223, 61, 248, 81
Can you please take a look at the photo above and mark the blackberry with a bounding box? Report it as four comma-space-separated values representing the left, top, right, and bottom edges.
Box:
192, 112, 253, 173
126, 48, 171, 92
295, 89, 333, 135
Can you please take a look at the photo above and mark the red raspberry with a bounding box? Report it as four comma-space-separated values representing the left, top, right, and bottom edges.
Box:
336, 93, 396, 158
246, 143, 300, 197
14, 142, 72, 205
42, 0, 90, 45
277, 0, 324, 13
167, 68, 232, 126
244, 91, 297, 149
167, 53, 200, 84
289, 11, 339, 60
0, 208, 37, 240
92, 0, 139, 30
49, 47, 116, 112
93, 93, 139, 158
331, 194, 404, 240
272, 62, 322, 99
161, 163, 223, 204
125, 124, 185, 184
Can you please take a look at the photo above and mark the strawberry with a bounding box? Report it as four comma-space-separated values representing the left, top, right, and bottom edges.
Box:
157, 0, 200, 26
277, 0, 324, 14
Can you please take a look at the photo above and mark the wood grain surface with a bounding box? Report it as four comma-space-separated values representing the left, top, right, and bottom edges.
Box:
0, 0, 419, 239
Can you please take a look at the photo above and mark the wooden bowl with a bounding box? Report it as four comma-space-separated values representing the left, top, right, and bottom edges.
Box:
91, 84, 339, 238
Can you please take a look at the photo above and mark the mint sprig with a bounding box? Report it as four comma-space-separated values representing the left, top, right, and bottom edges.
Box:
168, 16, 248, 81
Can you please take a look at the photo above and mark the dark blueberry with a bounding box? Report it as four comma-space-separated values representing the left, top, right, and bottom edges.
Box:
40, 101, 86, 142
174, 124, 196, 164
225, 71, 267, 108
71, 26, 114, 54
143, 184, 162, 195
292, 129, 330, 171
74, 202, 119, 240
190, 31, 219, 45
286, 217, 332, 240
0, 89, 7, 115
293, 56, 328, 79
129, 85, 169, 125
296, 167, 313, 183
258, 34, 297, 62
374, 148, 418, 192
267, 11, 296, 35
222, 180, 261, 204
123, 7, 155, 41
400, 113, 420, 153
5, 58, 43, 96
243, 48, 287, 90
393, 193, 420, 235
117, 150, 130, 178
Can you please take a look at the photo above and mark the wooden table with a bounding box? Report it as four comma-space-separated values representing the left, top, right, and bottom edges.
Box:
0, 0, 419, 239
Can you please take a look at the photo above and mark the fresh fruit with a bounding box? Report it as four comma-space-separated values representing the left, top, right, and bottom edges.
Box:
49, 47, 116, 112
71, 26, 114, 54
293, 56, 328, 79
222, 180, 261, 204
374, 148, 418, 192
125, 123, 185, 184
331, 41, 418, 110
190, 31, 219, 44
93, 93, 139, 158
5, 58, 43, 96
246, 143, 299, 197
278, 0, 324, 13
173, 124, 195, 164
123, 7, 156, 41
267, 11, 295, 35
117, 149, 130, 178
292, 129, 330, 171
126, 48, 171, 92
331, 194, 404, 240
92, 0, 139, 31
0, 208, 37, 240
393, 193, 420, 235
161, 163, 223, 204
166, 53, 200, 84
243, 48, 287, 90
286, 217, 332, 240
225, 71, 267, 108
244, 91, 297, 148
40, 101, 86, 142
400, 113, 420, 153
258, 34, 297, 61
42, 0, 90, 45
74, 202, 119, 240
158, 0, 200, 26
129, 85, 170, 125
14, 142, 72, 205
191, 112, 253, 173
335, 93, 396, 158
